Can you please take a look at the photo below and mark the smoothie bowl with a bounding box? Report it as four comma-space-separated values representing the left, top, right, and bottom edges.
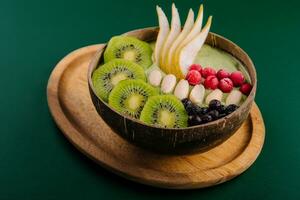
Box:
88, 4, 256, 154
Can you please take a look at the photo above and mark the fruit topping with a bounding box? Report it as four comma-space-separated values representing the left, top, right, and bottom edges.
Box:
161, 74, 177, 93
240, 83, 252, 95
226, 90, 242, 106
230, 71, 245, 86
205, 89, 223, 104
92, 59, 146, 102
217, 69, 230, 80
174, 79, 189, 100
225, 104, 239, 114
148, 69, 162, 87
108, 79, 158, 119
218, 78, 233, 93
104, 36, 153, 69
189, 84, 205, 105
208, 99, 222, 110
204, 75, 219, 89
201, 67, 216, 78
186, 69, 202, 85
189, 64, 202, 73
140, 95, 188, 128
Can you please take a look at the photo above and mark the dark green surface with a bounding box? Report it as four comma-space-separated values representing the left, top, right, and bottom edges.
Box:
1, 0, 299, 199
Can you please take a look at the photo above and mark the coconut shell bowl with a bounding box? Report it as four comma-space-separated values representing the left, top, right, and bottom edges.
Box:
87, 27, 257, 154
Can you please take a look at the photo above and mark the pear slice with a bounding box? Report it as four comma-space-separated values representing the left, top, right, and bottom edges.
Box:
166, 9, 194, 74
173, 4, 203, 71
177, 16, 212, 78
154, 6, 169, 66
159, 3, 181, 73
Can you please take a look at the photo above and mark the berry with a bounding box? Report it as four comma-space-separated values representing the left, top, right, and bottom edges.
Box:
186, 70, 202, 85
208, 99, 222, 110
185, 102, 200, 115
225, 104, 239, 114
204, 75, 219, 89
202, 114, 213, 123
188, 115, 202, 126
218, 78, 233, 93
201, 67, 216, 78
189, 64, 202, 73
208, 110, 219, 119
217, 69, 230, 80
185, 104, 194, 115
181, 98, 191, 108
240, 83, 252, 95
230, 71, 245, 86
201, 107, 209, 115
217, 105, 226, 114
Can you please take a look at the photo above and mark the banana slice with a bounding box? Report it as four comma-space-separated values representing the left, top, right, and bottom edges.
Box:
205, 89, 223, 104
161, 74, 177, 93
226, 90, 242, 105
148, 69, 162, 87
189, 84, 205, 105
154, 6, 169, 66
167, 9, 194, 74
174, 79, 189, 100
160, 3, 181, 72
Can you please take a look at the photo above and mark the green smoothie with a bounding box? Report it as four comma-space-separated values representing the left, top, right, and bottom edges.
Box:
148, 43, 250, 83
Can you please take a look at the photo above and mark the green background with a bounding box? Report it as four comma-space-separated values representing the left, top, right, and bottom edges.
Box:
1, 0, 299, 199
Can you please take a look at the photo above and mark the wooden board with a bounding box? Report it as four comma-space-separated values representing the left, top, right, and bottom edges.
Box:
47, 45, 265, 189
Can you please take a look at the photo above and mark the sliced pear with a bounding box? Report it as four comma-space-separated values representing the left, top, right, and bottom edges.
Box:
159, 3, 181, 73
173, 4, 203, 73
177, 16, 212, 78
166, 9, 194, 74
154, 6, 169, 66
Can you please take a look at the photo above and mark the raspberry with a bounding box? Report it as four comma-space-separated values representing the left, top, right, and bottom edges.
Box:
240, 83, 252, 95
204, 75, 219, 90
201, 67, 216, 78
186, 70, 202, 85
218, 78, 233, 93
217, 69, 230, 80
189, 64, 202, 73
230, 71, 245, 86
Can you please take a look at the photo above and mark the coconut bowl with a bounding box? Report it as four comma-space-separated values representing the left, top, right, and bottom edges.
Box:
87, 27, 257, 154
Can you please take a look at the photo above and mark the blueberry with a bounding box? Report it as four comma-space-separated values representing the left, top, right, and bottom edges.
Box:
217, 105, 226, 114
209, 100, 222, 110
188, 115, 195, 126
201, 107, 209, 115
194, 115, 202, 125
188, 115, 200, 126
202, 114, 213, 123
181, 98, 191, 107
208, 110, 219, 119
225, 104, 239, 114
185, 104, 194, 115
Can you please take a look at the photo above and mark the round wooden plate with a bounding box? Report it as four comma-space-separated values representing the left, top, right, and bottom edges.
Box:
47, 45, 265, 189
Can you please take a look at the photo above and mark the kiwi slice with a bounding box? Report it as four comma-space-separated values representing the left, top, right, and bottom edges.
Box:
140, 95, 188, 128
104, 36, 153, 69
92, 59, 146, 102
108, 79, 158, 119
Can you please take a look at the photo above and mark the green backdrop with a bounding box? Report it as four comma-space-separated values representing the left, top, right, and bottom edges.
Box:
1, 0, 299, 199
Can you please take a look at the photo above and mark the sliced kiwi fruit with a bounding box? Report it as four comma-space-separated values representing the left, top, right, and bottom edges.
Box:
92, 59, 146, 102
140, 95, 188, 128
108, 79, 158, 119
104, 36, 153, 69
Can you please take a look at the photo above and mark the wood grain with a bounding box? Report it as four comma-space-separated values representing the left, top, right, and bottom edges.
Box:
47, 45, 265, 189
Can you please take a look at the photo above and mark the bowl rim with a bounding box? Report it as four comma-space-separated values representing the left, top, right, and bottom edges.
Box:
88, 27, 257, 131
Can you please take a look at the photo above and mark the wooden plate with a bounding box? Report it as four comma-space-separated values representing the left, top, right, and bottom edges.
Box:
47, 45, 265, 189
